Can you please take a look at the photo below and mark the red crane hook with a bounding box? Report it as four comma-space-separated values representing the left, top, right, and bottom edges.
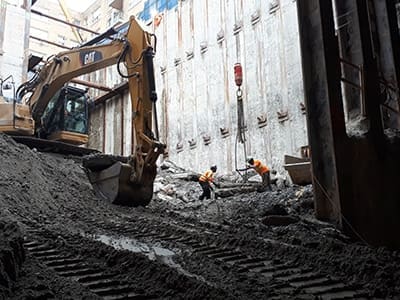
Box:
234, 63, 243, 87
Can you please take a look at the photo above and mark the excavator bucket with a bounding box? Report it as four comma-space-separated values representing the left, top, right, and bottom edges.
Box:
83, 155, 156, 207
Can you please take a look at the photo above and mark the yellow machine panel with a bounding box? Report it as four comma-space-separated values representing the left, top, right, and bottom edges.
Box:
0, 99, 34, 136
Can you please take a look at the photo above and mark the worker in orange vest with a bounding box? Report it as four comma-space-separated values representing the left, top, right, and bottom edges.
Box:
198, 165, 219, 200
247, 158, 272, 191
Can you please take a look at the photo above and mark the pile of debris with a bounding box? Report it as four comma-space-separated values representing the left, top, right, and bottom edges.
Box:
152, 160, 289, 204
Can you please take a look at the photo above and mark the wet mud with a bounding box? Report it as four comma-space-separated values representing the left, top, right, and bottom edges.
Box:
0, 133, 399, 299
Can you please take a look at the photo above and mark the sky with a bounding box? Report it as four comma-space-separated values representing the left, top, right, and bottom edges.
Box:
63, 0, 96, 12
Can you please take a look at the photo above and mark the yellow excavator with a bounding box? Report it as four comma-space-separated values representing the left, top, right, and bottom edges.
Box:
0, 16, 165, 207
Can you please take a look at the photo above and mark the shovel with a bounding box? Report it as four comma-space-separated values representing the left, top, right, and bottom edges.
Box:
211, 189, 221, 219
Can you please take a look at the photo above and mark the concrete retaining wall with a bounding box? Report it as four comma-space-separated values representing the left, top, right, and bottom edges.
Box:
89, 0, 308, 176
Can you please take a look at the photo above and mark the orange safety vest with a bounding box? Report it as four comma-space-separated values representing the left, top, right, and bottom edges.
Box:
253, 159, 269, 175
199, 170, 214, 183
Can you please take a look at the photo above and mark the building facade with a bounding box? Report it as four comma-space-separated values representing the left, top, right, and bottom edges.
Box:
0, 0, 31, 98
29, 0, 83, 58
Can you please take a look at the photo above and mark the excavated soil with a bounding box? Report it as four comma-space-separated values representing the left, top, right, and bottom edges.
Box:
0, 133, 399, 299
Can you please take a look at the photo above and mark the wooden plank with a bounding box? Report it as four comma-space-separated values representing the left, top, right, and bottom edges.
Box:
284, 155, 309, 164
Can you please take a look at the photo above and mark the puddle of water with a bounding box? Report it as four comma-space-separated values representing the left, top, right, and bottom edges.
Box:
91, 234, 175, 261
263, 238, 299, 248
86, 233, 208, 283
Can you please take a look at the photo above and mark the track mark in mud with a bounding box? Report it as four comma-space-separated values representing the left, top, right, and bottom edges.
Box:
193, 245, 369, 299
88, 219, 370, 299
23, 233, 158, 300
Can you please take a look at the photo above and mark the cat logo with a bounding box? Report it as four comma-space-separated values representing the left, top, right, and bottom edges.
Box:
80, 50, 102, 66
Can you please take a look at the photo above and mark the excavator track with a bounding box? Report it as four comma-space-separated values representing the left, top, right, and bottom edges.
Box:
11, 136, 99, 156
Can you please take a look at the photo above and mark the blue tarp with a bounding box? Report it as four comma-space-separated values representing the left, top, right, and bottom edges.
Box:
138, 0, 178, 22
80, 0, 178, 47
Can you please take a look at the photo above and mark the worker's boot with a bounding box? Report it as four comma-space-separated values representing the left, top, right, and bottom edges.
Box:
257, 185, 269, 192
256, 186, 264, 192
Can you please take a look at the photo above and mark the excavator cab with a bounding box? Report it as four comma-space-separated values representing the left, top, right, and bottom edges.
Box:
39, 86, 89, 145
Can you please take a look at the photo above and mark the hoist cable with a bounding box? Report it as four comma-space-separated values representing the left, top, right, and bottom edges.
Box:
234, 87, 249, 182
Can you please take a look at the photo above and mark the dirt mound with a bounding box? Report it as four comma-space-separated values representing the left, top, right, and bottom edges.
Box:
0, 134, 103, 230
0, 134, 108, 298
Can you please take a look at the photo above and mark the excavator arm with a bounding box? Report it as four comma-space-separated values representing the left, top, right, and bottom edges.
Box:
27, 40, 127, 123
105, 16, 165, 206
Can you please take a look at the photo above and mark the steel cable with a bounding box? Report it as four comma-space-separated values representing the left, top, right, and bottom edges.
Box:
312, 174, 371, 247
235, 88, 249, 182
